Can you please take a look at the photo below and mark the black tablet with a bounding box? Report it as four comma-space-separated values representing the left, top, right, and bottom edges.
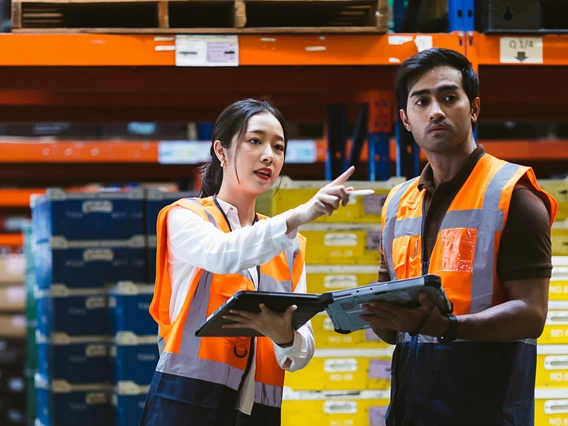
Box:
195, 291, 325, 337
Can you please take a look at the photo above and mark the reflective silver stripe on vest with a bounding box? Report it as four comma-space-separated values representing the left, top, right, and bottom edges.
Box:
383, 178, 419, 280
158, 351, 244, 390
254, 382, 283, 407
394, 217, 422, 239
438, 162, 520, 314
396, 333, 537, 345
188, 198, 218, 226
260, 274, 292, 293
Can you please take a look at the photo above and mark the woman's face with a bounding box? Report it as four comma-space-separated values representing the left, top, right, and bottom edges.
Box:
223, 112, 286, 196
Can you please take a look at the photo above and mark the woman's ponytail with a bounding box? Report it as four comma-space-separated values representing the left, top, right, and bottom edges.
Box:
199, 147, 223, 197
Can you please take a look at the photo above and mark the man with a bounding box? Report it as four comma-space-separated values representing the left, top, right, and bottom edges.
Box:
361, 48, 558, 426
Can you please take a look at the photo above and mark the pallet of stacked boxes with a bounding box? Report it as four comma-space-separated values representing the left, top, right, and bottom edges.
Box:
535, 256, 568, 424
255, 178, 402, 426
30, 188, 146, 426
144, 189, 198, 282
0, 252, 27, 426
107, 281, 158, 426
23, 225, 37, 426
282, 389, 391, 426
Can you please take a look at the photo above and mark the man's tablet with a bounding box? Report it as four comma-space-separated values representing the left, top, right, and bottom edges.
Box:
195, 291, 324, 337
323, 274, 453, 334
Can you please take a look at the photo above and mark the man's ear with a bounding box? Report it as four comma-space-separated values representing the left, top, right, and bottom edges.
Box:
471, 97, 481, 125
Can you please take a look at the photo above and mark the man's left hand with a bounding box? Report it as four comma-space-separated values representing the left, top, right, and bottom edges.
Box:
360, 292, 449, 337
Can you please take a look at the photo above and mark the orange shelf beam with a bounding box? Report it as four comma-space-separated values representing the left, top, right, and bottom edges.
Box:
0, 141, 159, 163
467, 32, 568, 66
0, 234, 24, 247
0, 189, 44, 207
0, 139, 566, 164
0, 33, 465, 66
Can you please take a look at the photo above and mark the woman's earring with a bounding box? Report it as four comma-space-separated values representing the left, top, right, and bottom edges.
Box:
220, 159, 225, 167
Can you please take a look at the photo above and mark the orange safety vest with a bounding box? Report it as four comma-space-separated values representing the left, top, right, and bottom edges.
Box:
382, 153, 557, 319
380, 153, 558, 425
149, 196, 306, 408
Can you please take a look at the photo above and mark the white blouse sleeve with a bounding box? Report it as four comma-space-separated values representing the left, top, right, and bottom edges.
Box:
167, 206, 298, 274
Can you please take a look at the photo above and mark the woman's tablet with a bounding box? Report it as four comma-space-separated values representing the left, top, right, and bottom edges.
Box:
195, 291, 324, 337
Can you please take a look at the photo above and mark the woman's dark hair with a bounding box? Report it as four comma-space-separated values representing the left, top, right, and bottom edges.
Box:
199, 99, 288, 197
395, 47, 480, 130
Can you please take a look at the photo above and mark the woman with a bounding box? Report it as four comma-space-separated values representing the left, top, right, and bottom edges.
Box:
140, 99, 355, 426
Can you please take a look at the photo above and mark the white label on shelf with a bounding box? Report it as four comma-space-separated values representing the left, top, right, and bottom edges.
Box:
86, 296, 106, 310
500, 37, 543, 64
158, 141, 211, 164
83, 249, 114, 262
323, 400, 358, 414
414, 35, 433, 52
175, 35, 239, 67
324, 358, 358, 373
86, 392, 108, 405
324, 233, 358, 247
324, 275, 358, 289
86, 344, 107, 357
388, 35, 413, 45
286, 140, 317, 163
82, 200, 113, 214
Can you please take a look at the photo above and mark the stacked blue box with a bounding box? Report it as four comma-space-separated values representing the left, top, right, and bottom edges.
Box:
36, 285, 107, 337
111, 333, 158, 386
144, 189, 197, 281
34, 237, 146, 290
107, 282, 155, 336
36, 333, 109, 385
31, 188, 144, 244
35, 375, 109, 426
112, 382, 150, 426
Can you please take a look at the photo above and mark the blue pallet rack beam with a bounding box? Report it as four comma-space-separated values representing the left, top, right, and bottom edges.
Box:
344, 103, 368, 172
368, 91, 393, 181
448, 0, 474, 32
325, 104, 347, 180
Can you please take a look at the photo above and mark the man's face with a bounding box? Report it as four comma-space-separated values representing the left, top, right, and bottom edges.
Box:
400, 66, 479, 153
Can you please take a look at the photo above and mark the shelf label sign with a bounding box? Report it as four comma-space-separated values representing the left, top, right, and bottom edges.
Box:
175, 35, 239, 67
500, 37, 543, 64
158, 141, 211, 164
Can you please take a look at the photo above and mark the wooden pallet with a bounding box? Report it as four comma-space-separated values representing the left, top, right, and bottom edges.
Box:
12, 0, 388, 33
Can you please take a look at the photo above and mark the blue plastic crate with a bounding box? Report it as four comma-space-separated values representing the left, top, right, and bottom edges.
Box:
31, 188, 144, 243
35, 375, 109, 426
36, 333, 109, 385
36, 286, 107, 336
144, 189, 197, 236
35, 237, 146, 290
107, 283, 156, 337
112, 382, 150, 426
146, 237, 157, 284
111, 333, 158, 386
